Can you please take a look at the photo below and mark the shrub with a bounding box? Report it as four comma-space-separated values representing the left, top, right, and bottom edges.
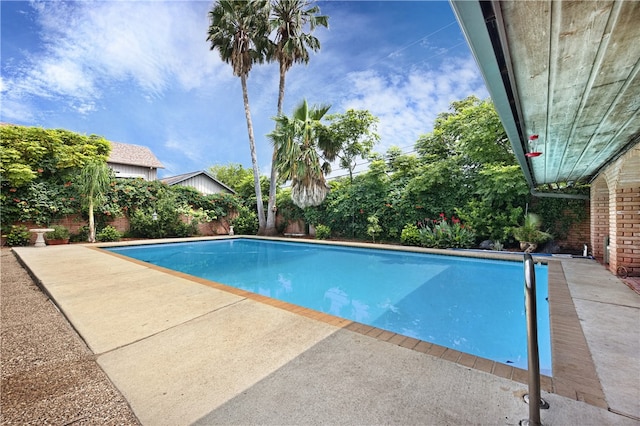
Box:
6, 225, 31, 246
96, 225, 121, 242
45, 225, 70, 240
230, 205, 258, 235
315, 224, 331, 240
70, 225, 89, 243
367, 215, 382, 242
512, 213, 552, 244
417, 214, 475, 249
400, 224, 421, 246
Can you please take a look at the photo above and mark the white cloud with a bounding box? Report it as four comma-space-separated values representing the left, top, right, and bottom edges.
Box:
4, 1, 226, 116
336, 56, 488, 153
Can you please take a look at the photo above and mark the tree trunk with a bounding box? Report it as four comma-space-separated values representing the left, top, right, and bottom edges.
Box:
88, 202, 96, 243
264, 64, 289, 236
240, 74, 266, 233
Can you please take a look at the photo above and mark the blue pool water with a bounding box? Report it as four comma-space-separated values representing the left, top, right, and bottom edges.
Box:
106, 238, 551, 375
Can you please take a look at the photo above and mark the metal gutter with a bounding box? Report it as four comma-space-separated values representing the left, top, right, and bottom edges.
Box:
450, 0, 536, 188
530, 190, 589, 200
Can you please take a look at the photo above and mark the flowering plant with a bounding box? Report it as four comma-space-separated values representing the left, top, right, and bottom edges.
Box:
416, 214, 475, 248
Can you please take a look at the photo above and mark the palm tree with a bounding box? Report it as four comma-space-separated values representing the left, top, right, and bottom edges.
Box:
77, 160, 111, 243
269, 99, 336, 208
207, 0, 271, 233
264, 0, 328, 233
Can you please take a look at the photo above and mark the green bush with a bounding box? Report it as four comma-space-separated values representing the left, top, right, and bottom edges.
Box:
96, 225, 121, 242
367, 215, 382, 242
417, 215, 476, 249
314, 224, 331, 240
230, 205, 258, 235
70, 225, 89, 243
5, 225, 31, 246
45, 225, 70, 240
400, 224, 421, 246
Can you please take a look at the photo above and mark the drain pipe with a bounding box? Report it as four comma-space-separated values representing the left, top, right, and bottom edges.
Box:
521, 253, 543, 426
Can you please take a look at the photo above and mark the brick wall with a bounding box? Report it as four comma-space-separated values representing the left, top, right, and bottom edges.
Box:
556, 207, 590, 253
613, 186, 640, 276
590, 179, 610, 263
591, 144, 639, 277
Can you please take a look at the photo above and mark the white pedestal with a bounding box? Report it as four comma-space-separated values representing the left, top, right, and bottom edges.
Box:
29, 228, 55, 247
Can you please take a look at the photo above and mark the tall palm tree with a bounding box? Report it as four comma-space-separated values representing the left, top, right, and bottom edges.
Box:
269, 99, 335, 208
207, 0, 271, 233
265, 0, 328, 233
77, 160, 111, 243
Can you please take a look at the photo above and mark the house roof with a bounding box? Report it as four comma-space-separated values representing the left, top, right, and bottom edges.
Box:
108, 141, 164, 168
161, 170, 236, 194
451, 1, 639, 192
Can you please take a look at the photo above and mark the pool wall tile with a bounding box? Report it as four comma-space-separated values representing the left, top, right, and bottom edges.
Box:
375, 330, 396, 342
399, 337, 420, 350
472, 357, 494, 373
492, 363, 514, 380
387, 334, 407, 346
413, 341, 432, 353
425, 344, 447, 358
441, 349, 462, 363
457, 352, 476, 368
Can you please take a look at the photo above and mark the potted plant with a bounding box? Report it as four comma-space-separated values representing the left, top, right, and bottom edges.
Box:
45, 225, 70, 245
512, 213, 552, 253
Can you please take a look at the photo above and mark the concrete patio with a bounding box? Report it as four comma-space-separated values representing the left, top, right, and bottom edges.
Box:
11, 238, 640, 425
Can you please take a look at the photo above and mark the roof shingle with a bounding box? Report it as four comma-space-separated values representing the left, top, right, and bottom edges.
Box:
108, 141, 164, 168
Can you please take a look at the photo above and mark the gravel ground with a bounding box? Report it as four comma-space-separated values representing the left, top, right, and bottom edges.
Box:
1, 248, 140, 425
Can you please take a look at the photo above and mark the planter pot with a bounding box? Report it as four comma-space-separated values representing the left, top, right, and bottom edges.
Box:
520, 241, 537, 253
46, 238, 69, 245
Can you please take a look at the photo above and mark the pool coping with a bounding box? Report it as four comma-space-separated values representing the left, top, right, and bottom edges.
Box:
94, 236, 607, 409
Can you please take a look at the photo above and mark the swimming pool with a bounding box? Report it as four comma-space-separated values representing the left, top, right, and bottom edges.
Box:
106, 238, 551, 374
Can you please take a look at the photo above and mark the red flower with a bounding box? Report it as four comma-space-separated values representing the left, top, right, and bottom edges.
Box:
9, 188, 17, 192
13, 198, 20, 202
439, 213, 445, 218
452, 217, 460, 224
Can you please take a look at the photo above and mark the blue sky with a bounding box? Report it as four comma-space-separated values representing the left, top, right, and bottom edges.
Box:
1, 1, 488, 179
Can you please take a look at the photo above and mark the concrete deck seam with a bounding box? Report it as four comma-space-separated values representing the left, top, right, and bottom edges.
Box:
95, 297, 249, 356
570, 297, 640, 310
608, 407, 640, 422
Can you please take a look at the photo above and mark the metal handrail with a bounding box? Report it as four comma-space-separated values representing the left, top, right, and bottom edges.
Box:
523, 253, 541, 426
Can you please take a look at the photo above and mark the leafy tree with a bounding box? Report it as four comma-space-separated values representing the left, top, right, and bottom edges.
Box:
269, 99, 334, 208
209, 163, 254, 191
411, 96, 526, 242
129, 189, 195, 239
416, 96, 514, 168
324, 109, 380, 182
77, 160, 112, 242
235, 174, 269, 210
265, 0, 329, 235
385, 146, 419, 178
456, 165, 529, 242
207, 0, 271, 234
0, 125, 110, 187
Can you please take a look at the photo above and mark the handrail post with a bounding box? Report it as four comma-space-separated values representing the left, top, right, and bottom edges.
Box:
523, 253, 541, 426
